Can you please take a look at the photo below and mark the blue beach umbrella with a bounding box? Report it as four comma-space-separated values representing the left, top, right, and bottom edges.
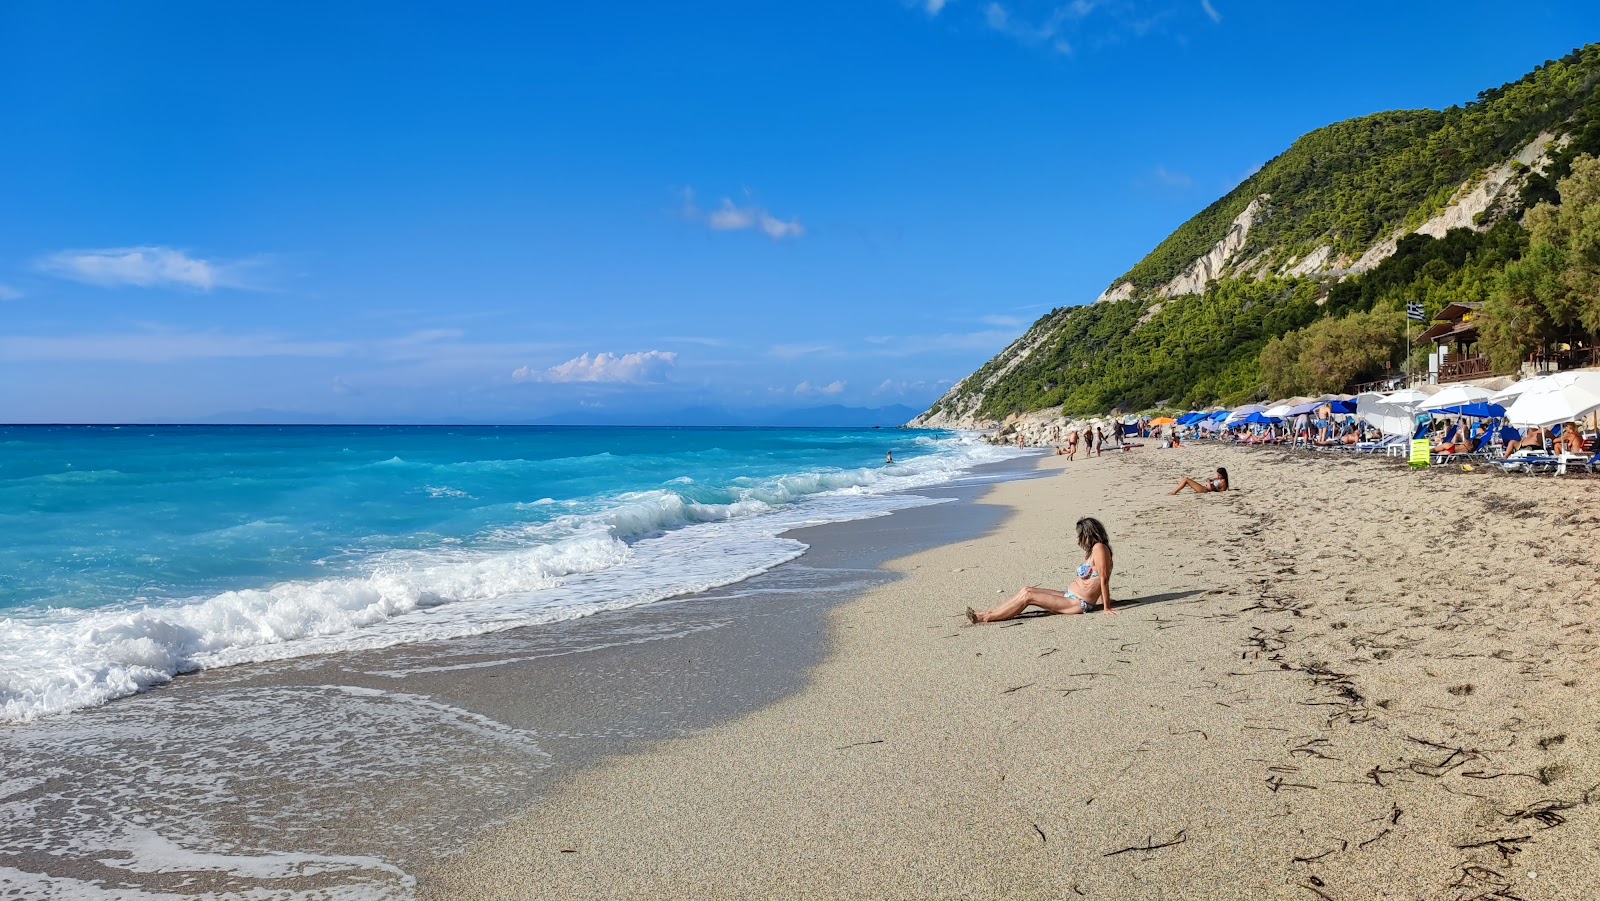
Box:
1242, 411, 1281, 425
1434, 402, 1506, 419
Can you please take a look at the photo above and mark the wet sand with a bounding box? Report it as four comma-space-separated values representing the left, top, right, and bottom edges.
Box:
427, 446, 1600, 900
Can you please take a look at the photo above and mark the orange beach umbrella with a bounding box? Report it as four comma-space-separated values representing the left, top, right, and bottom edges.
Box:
1148, 417, 1177, 426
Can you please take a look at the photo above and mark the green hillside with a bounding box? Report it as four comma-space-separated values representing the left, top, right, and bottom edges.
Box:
923, 43, 1600, 424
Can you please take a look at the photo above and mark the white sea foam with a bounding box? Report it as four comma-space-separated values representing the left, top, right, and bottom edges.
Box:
0, 435, 1023, 722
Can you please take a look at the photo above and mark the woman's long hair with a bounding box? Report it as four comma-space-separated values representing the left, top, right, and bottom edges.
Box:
1076, 516, 1110, 554
1216, 466, 1229, 485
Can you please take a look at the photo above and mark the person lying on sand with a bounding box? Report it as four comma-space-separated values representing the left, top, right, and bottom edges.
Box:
1170, 467, 1228, 495
966, 517, 1115, 622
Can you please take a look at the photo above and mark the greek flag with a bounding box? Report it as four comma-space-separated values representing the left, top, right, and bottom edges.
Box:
1406, 302, 1425, 322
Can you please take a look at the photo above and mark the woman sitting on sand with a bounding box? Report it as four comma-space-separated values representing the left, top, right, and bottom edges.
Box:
966, 517, 1114, 622
1170, 467, 1228, 495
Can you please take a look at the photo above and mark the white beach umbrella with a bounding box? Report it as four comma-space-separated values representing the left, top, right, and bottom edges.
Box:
1380, 388, 1432, 410
1503, 371, 1600, 429
1418, 384, 1495, 412
1224, 404, 1267, 425
1489, 377, 1544, 405
1264, 403, 1296, 419
1356, 392, 1416, 437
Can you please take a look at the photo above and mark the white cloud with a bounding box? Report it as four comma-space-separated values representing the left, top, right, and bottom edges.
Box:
795, 380, 847, 397
682, 188, 805, 241
38, 246, 260, 291
925, 0, 950, 13
0, 285, 21, 301
1201, 0, 1221, 23
513, 350, 677, 384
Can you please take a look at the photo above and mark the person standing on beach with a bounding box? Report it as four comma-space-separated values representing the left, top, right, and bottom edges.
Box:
965, 517, 1115, 622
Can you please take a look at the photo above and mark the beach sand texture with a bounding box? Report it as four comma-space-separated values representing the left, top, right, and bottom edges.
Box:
426, 448, 1600, 900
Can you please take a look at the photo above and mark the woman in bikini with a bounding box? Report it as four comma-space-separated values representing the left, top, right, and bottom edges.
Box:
1170, 466, 1228, 495
965, 517, 1115, 622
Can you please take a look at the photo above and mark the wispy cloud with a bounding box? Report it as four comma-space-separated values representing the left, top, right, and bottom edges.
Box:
681, 188, 805, 241
983, 2, 1084, 54
1200, 0, 1221, 23
979, 314, 1026, 328
863, 330, 1018, 357
512, 350, 677, 384
37, 246, 264, 291
1147, 165, 1194, 188
874, 378, 932, 396
0, 328, 348, 363
924, 1, 1198, 56
925, 0, 951, 14
795, 380, 846, 396
768, 343, 834, 360
0, 285, 21, 301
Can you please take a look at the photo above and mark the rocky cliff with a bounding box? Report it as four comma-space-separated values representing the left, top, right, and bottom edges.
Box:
911, 44, 1600, 430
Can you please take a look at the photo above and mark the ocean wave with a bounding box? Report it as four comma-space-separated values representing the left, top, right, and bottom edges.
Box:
0, 434, 1023, 722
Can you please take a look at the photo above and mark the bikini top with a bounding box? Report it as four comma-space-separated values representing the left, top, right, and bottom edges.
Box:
1076, 560, 1098, 580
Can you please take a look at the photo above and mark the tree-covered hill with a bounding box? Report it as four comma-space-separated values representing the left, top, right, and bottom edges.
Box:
916, 43, 1600, 427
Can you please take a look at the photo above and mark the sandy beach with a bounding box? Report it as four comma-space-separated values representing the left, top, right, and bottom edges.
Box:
426, 446, 1600, 900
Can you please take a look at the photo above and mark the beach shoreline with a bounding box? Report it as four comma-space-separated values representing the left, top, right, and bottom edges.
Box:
0, 452, 1047, 898
425, 444, 1600, 900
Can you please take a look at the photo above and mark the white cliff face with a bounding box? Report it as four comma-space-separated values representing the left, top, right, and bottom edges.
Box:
1348, 132, 1560, 273
1155, 195, 1269, 298
1282, 245, 1333, 278
1094, 282, 1136, 305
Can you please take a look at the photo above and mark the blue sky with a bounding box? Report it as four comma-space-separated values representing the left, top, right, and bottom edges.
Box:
3, 1, 1599, 422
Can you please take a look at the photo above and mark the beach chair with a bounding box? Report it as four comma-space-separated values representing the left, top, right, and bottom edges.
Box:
1436, 431, 1497, 466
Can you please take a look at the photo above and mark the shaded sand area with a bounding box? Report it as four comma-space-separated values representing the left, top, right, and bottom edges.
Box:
427, 446, 1600, 900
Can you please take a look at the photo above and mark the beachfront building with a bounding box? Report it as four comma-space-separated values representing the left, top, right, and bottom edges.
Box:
1417, 302, 1490, 384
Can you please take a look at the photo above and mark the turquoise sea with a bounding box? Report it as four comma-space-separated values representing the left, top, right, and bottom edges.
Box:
0, 425, 1016, 721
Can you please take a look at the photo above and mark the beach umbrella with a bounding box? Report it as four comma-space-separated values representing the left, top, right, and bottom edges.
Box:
1327, 399, 1357, 414
1489, 377, 1543, 405
1379, 388, 1431, 410
1241, 411, 1280, 425
1503, 371, 1600, 429
1224, 404, 1267, 424
1418, 385, 1495, 412
1264, 403, 1296, 419
1433, 402, 1506, 419
1149, 417, 1177, 426
1286, 400, 1325, 416
1357, 392, 1417, 438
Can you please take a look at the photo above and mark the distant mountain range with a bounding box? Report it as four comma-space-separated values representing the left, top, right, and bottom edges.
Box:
183, 404, 923, 428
